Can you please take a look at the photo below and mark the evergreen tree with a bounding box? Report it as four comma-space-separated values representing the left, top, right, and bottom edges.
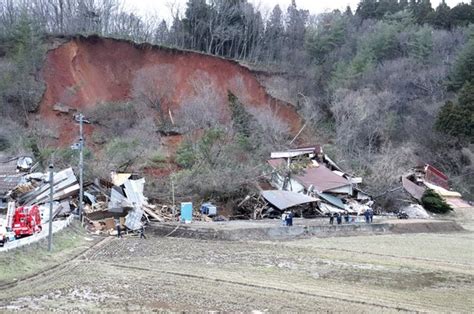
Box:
264, 5, 284, 61
154, 20, 169, 44
436, 82, 474, 142
449, 35, 474, 91
430, 0, 452, 29
228, 91, 254, 138
356, 0, 379, 20
344, 6, 353, 17
376, 0, 400, 18
183, 0, 211, 51
285, 1, 309, 51
399, 0, 409, 10
450, 3, 474, 28
421, 189, 453, 213
305, 12, 348, 65
3, 12, 46, 120
412, 0, 434, 25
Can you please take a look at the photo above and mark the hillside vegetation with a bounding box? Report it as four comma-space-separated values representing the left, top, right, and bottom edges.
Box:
0, 0, 472, 205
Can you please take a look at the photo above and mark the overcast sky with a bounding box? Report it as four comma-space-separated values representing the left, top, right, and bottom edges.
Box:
123, 0, 467, 22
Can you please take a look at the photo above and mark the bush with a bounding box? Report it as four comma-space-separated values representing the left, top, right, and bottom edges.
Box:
175, 141, 195, 168
147, 151, 167, 168
436, 82, 474, 142
421, 189, 453, 214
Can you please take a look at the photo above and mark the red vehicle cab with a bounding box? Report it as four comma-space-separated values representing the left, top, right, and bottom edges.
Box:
12, 205, 42, 238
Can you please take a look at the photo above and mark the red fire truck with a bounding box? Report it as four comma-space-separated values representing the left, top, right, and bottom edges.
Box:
12, 205, 42, 238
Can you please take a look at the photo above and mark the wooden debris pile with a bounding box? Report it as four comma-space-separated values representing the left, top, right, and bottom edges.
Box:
234, 194, 269, 219
143, 204, 177, 222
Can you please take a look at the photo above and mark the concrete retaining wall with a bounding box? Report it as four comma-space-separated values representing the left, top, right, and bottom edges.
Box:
0, 215, 75, 252
148, 220, 464, 241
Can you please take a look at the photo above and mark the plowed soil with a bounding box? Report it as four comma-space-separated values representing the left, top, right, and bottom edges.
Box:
1, 219, 472, 312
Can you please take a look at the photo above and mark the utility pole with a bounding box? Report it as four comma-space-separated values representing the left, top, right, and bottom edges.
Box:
48, 164, 54, 252
73, 113, 89, 224
78, 113, 84, 224
171, 178, 176, 221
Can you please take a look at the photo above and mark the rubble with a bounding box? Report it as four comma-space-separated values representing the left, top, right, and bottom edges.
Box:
84, 174, 183, 235
234, 194, 268, 219
266, 146, 373, 218
402, 204, 430, 219
402, 164, 471, 210
0, 155, 34, 209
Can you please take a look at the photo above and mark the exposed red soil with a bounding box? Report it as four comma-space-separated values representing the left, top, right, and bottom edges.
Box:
39, 36, 302, 148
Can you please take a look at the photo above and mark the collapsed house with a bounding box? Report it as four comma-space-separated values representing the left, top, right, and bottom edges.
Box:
261, 146, 372, 217
82, 172, 185, 234
0, 153, 199, 236
402, 164, 471, 210
0, 154, 79, 232
0, 156, 36, 209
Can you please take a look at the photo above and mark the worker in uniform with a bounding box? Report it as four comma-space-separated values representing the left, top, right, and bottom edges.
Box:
140, 225, 146, 239
116, 221, 122, 238
364, 209, 370, 223
287, 211, 293, 226
369, 208, 374, 223
344, 211, 350, 223
281, 212, 287, 226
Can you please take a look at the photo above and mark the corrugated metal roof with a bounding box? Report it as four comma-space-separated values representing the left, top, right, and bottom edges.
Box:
318, 192, 345, 209
261, 190, 319, 210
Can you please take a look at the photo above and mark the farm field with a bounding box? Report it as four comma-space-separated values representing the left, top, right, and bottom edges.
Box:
0, 212, 473, 312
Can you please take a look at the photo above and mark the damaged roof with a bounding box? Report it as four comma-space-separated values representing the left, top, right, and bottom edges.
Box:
294, 164, 352, 192
0, 157, 22, 196
402, 176, 426, 201
261, 190, 319, 210
268, 158, 350, 192
424, 164, 449, 189
318, 192, 345, 209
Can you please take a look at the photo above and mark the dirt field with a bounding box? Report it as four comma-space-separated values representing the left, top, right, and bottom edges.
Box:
0, 213, 473, 312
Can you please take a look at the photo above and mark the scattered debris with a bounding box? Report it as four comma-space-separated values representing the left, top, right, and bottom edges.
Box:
266, 146, 373, 218
234, 194, 268, 219
402, 164, 470, 210
402, 204, 430, 219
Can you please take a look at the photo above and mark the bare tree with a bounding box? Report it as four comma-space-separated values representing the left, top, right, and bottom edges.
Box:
132, 64, 177, 125
175, 71, 226, 134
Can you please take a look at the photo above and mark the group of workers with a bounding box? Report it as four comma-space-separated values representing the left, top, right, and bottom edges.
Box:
281, 211, 294, 226
329, 208, 374, 225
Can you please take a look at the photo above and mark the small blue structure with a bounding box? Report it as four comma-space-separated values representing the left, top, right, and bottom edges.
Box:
180, 202, 193, 223
200, 203, 217, 216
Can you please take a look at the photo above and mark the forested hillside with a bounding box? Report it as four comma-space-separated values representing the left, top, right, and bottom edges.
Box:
0, 0, 472, 204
